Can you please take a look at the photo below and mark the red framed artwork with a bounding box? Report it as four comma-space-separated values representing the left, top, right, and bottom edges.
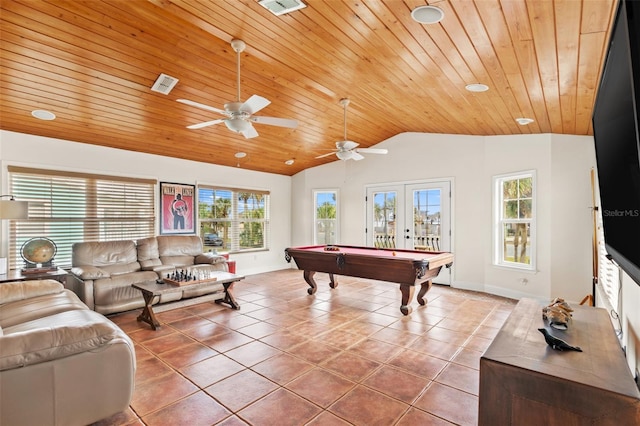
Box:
160, 182, 195, 235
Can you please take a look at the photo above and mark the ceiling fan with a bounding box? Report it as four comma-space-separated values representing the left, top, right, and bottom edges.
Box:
176, 39, 298, 139
316, 98, 388, 161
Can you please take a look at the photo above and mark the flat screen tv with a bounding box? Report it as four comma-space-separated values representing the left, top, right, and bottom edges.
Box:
592, 0, 640, 286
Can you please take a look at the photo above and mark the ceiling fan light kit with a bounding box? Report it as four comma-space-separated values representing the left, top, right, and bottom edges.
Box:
177, 39, 297, 139
315, 98, 388, 162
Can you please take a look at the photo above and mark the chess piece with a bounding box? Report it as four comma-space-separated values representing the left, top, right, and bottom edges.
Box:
538, 328, 582, 352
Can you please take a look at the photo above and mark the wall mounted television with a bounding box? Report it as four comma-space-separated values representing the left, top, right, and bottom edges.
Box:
592, 0, 640, 286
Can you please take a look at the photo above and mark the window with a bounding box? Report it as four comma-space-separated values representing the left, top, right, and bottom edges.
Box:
314, 190, 338, 244
8, 167, 156, 269
198, 186, 269, 252
494, 171, 535, 270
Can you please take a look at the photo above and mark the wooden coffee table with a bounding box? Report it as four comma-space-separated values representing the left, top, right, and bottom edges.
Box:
132, 271, 244, 330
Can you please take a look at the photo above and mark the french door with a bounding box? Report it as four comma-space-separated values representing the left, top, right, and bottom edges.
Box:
366, 180, 451, 284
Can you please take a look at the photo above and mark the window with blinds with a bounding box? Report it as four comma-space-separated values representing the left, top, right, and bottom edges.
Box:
8, 167, 156, 269
197, 185, 270, 252
596, 206, 621, 314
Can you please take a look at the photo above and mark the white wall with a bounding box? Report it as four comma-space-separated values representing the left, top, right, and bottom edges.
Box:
0, 130, 292, 276
5, 128, 639, 376
292, 132, 595, 303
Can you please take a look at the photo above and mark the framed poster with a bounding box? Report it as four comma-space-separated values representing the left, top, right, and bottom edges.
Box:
160, 182, 195, 235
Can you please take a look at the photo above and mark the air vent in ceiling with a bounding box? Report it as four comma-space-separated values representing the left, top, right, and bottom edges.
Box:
258, 0, 306, 16
151, 73, 179, 95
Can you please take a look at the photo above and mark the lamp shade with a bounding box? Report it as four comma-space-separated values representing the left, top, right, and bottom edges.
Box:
0, 200, 29, 219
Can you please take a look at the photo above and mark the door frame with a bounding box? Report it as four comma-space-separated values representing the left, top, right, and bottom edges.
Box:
364, 178, 455, 285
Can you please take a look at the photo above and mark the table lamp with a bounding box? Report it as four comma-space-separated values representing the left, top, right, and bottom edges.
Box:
0, 195, 29, 274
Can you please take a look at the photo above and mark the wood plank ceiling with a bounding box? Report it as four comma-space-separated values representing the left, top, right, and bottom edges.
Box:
0, 0, 617, 176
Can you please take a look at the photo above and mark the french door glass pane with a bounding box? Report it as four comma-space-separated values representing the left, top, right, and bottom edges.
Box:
413, 189, 441, 251
373, 191, 397, 248
315, 191, 337, 244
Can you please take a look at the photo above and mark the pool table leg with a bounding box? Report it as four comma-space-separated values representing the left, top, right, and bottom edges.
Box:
328, 273, 338, 289
399, 284, 415, 315
303, 270, 318, 295
417, 280, 432, 306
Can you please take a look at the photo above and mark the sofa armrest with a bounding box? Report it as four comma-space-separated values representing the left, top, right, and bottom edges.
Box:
0, 321, 119, 371
0, 280, 64, 305
65, 274, 95, 310
194, 253, 227, 265
71, 265, 110, 280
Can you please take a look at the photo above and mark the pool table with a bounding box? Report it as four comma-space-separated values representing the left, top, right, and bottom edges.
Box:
285, 245, 453, 315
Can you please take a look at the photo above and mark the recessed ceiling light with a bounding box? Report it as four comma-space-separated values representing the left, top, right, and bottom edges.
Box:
285, 159, 295, 165
411, 5, 444, 24
516, 117, 534, 125
31, 110, 56, 120
465, 83, 489, 93
234, 152, 247, 158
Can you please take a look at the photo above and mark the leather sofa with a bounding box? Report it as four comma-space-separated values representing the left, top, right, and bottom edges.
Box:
0, 279, 135, 426
67, 235, 229, 315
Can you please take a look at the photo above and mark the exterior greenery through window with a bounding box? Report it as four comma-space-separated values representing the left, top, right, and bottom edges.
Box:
198, 186, 269, 252
314, 190, 338, 244
373, 191, 397, 248
8, 167, 155, 269
494, 171, 535, 269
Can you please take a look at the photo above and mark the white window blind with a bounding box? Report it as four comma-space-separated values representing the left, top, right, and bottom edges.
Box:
596, 206, 621, 312
8, 167, 156, 269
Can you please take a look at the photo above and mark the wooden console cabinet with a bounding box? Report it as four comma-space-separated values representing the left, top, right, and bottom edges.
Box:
479, 298, 640, 425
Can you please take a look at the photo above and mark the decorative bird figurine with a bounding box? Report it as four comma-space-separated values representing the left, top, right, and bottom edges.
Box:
538, 328, 583, 352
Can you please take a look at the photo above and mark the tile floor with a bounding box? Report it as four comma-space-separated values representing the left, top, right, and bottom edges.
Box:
96, 269, 516, 426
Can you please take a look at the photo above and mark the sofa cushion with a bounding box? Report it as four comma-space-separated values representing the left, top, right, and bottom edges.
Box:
0, 289, 88, 329
71, 265, 110, 280
0, 310, 121, 371
72, 240, 139, 268
0, 280, 64, 305
101, 262, 142, 276
136, 237, 163, 270
92, 270, 159, 312
195, 253, 227, 265
156, 235, 202, 257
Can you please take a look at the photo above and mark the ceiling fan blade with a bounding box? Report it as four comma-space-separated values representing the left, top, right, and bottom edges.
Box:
241, 123, 259, 139
187, 119, 226, 129
315, 152, 337, 159
355, 148, 388, 155
351, 151, 365, 161
241, 95, 271, 114
177, 99, 228, 115
250, 116, 298, 128
341, 140, 359, 150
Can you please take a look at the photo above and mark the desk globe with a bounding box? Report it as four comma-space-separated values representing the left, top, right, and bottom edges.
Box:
21, 237, 57, 268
